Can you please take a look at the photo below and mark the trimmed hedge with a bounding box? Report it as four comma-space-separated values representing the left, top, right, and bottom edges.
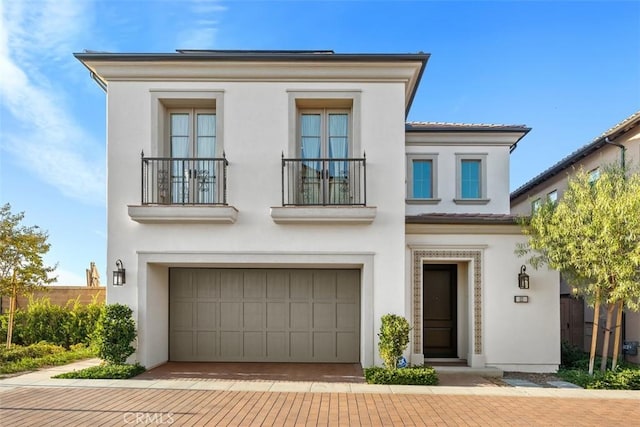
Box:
559, 367, 640, 390
54, 363, 146, 379
364, 366, 438, 385
0, 296, 103, 348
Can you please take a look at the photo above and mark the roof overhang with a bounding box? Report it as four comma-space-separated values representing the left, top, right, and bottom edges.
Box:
405, 125, 530, 149
74, 50, 430, 117
510, 111, 640, 201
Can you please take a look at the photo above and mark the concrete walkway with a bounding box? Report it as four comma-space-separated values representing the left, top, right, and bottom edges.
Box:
0, 358, 637, 399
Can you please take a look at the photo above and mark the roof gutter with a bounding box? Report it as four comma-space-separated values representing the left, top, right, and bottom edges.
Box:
90, 71, 107, 92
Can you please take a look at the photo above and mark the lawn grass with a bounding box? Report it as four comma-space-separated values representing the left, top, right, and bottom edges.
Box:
0, 342, 96, 375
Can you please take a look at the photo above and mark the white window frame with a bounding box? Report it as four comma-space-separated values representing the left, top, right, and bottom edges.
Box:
167, 108, 218, 158
406, 154, 440, 204
297, 108, 352, 158
589, 167, 600, 183
547, 190, 558, 204
454, 153, 489, 204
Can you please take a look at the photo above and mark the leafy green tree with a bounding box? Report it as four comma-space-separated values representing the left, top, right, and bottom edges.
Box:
377, 314, 411, 370
517, 165, 640, 374
0, 204, 56, 348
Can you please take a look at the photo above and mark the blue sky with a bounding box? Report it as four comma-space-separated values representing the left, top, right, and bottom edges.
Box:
1, 0, 639, 285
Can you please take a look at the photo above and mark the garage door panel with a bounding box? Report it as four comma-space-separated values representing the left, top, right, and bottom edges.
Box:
196, 302, 216, 329
266, 332, 287, 358
313, 271, 336, 300
170, 331, 194, 361
243, 332, 263, 358
289, 271, 312, 299
170, 302, 193, 329
220, 302, 242, 329
220, 332, 242, 357
220, 271, 243, 298
290, 332, 310, 359
243, 271, 265, 298
313, 303, 335, 329
337, 332, 359, 361
290, 302, 310, 330
336, 303, 357, 330
196, 332, 217, 358
243, 302, 263, 330
337, 271, 359, 299
267, 303, 286, 329
267, 272, 288, 298
170, 268, 359, 362
313, 332, 335, 359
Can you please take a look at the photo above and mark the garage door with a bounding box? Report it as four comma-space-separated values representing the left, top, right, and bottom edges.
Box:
169, 268, 360, 362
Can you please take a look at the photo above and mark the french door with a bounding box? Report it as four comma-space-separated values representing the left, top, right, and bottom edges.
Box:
170, 110, 217, 204
299, 110, 350, 204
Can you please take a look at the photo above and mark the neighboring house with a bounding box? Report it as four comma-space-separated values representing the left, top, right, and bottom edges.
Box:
75, 50, 559, 372
511, 111, 640, 364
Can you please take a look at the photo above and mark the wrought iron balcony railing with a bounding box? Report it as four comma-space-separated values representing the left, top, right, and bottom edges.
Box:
281, 155, 366, 206
141, 154, 228, 205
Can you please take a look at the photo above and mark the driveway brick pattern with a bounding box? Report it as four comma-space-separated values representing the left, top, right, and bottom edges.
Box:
1, 386, 637, 426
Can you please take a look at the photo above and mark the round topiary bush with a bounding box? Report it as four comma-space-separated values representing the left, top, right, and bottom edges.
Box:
94, 303, 136, 364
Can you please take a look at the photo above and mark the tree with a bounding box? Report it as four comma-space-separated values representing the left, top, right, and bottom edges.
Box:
517, 165, 640, 374
0, 204, 56, 348
377, 314, 411, 370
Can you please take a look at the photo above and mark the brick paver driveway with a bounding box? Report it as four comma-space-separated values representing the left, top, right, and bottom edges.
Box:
1, 386, 637, 426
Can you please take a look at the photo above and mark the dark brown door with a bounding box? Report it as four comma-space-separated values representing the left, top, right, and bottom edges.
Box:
560, 295, 584, 350
423, 264, 457, 358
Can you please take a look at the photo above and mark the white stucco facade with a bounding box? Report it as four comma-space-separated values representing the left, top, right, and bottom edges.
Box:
77, 50, 561, 372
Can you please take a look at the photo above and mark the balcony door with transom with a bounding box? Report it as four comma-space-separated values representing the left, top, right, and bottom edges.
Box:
169, 110, 216, 204
299, 110, 350, 205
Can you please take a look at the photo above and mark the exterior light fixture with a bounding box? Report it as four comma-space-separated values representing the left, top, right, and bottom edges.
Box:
113, 259, 126, 286
518, 265, 529, 289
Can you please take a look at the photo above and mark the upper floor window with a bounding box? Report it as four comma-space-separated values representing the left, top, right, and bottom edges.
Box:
406, 154, 439, 203
454, 153, 489, 204
532, 198, 542, 213
547, 190, 558, 204
170, 109, 216, 159
589, 168, 600, 183
299, 110, 350, 159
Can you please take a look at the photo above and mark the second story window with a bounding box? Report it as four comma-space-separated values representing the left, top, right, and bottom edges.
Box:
589, 168, 600, 184
169, 109, 218, 204
532, 198, 542, 212
454, 153, 489, 204
547, 190, 558, 204
406, 154, 438, 202
461, 159, 481, 198
297, 109, 352, 204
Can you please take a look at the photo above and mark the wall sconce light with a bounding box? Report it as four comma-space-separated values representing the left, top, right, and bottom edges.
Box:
518, 265, 529, 289
113, 259, 126, 286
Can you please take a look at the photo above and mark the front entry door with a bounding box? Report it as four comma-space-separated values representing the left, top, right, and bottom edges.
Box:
423, 264, 457, 358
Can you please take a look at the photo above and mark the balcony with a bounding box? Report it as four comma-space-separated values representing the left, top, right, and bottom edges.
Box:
128, 155, 237, 224
271, 156, 376, 224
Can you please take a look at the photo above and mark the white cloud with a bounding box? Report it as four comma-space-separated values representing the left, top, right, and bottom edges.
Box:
49, 268, 87, 286
176, 0, 226, 49
0, 0, 105, 206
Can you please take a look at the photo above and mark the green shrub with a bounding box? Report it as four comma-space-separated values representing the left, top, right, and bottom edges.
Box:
364, 366, 438, 385
560, 341, 586, 369
54, 363, 145, 379
558, 366, 640, 390
0, 343, 95, 374
0, 296, 104, 348
95, 304, 136, 364
377, 314, 411, 370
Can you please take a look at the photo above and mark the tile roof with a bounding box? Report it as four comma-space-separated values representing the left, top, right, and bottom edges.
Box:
510, 110, 640, 200
406, 122, 530, 132
406, 213, 522, 224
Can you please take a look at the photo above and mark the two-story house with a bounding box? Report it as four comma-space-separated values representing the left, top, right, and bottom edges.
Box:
511, 111, 640, 364
75, 49, 559, 373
